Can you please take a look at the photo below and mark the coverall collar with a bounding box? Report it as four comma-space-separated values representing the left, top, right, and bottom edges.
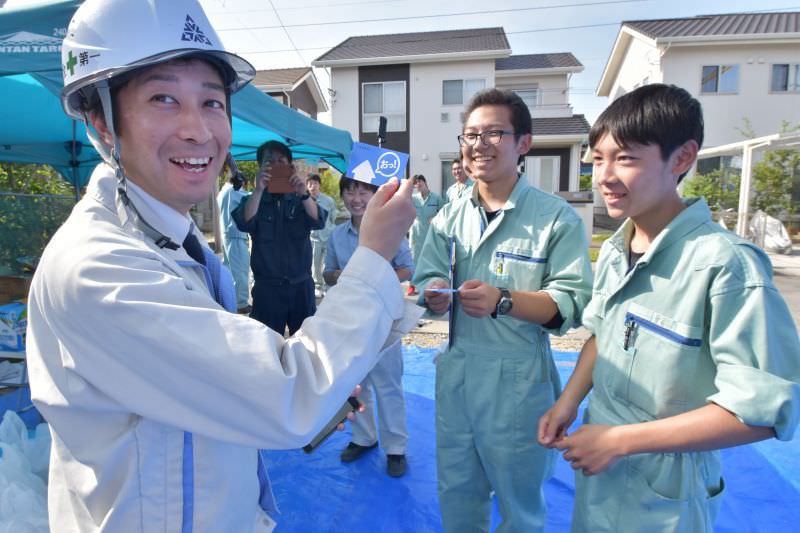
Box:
470, 175, 529, 246
469, 174, 526, 212
88, 163, 197, 260
605, 197, 710, 294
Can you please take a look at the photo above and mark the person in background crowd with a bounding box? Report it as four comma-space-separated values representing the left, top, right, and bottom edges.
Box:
444, 154, 473, 203
325, 176, 414, 477
307, 173, 337, 298
233, 140, 325, 335
407, 174, 443, 296
217, 164, 251, 313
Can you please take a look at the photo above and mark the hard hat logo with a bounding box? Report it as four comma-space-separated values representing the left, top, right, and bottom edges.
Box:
181, 15, 213, 46
63, 50, 77, 76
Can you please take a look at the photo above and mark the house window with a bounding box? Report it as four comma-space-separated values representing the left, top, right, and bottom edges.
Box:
771, 64, 800, 92
442, 79, 486, 105
514, 89, 540, 110
701, 65, 739, 94
362, 81, 406, 133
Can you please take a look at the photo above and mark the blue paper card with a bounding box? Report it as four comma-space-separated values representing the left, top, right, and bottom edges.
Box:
346, 142, 409, 186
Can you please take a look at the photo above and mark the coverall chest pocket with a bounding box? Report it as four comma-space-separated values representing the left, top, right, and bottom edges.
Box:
258, 203, 277, 242
492, 247, 546, 290
286, 200, 308, 239
623, 303, 704, 419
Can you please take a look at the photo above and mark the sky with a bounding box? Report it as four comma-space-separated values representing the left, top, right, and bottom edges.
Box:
8, 0, 800, 124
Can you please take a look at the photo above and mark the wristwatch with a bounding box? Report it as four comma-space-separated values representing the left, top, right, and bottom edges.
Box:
299, 192, 311, 201
491, 288, 513, 319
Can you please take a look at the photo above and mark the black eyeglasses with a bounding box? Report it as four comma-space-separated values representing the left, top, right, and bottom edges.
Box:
457, 130, 515, 147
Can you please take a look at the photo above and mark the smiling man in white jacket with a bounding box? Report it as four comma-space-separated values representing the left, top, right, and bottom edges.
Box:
25, 1, 418, 532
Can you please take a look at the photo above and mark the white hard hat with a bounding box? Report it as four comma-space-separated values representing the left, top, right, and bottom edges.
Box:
61, 0, 255, 119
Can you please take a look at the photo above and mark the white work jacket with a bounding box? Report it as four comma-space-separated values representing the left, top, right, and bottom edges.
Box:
26, 164, 418, 532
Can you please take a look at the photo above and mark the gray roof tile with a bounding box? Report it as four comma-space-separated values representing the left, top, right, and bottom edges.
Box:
532, 115, 590, 136
253, 67, 311, 88
625, 12, 800, 39
314, 27, 509, 63
496, 53, 582, 70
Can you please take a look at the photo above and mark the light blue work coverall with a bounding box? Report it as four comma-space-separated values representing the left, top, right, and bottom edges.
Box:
311, 192, 337, 293
217, 182, 250, 309
325, 221, 414, 454
410, 190, 444, 264
445, 179, 473, 203
574, 198, 800, 533
413, 177, 593, 532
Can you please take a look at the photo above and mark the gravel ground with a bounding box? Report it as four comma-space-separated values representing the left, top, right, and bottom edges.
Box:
402, 327, 590, 352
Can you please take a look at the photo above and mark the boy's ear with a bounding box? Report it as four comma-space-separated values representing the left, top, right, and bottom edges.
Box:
671, 140, 699, 176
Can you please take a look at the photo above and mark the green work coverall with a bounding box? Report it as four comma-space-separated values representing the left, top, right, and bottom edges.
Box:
574, 198, 800, 533
413, 177, 593, 532
410, 190, 444, 265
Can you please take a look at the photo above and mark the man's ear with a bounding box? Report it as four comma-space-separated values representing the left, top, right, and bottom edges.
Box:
516, 133, 533, 155
671, 140, 699, 176
88, 110, 114, 146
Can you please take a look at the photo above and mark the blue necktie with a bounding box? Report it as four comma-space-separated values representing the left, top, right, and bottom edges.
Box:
182, 232, 278, 516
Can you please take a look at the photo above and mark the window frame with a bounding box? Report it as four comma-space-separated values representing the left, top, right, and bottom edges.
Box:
442, 78, 487, 106
361, 80, 407, 133
769, 63, 800, 93
700, 64, 739, 95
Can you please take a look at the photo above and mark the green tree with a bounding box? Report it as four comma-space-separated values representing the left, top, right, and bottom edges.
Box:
682, 169, 740, 210
318, 167, 342, 207
0, 162, 76, 195
751, 148, 800, 216
579, 173, 592, 191
0, 163, 76, 275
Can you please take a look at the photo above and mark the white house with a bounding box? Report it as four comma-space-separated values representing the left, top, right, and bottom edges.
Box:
311, 27, 593, 234
597, 12, 800, 172
252, 67, 328, 120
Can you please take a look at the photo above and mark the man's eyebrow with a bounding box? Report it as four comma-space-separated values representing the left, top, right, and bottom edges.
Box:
139, 73, 225, 93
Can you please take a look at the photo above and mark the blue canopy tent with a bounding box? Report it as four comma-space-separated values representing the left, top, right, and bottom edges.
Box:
0, 0, 352, 192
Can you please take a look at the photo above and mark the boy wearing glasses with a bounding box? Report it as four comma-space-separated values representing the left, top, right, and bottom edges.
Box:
412, 88, 593, 532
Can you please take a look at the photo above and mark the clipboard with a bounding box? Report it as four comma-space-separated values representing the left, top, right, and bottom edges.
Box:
448, 237, 456, 348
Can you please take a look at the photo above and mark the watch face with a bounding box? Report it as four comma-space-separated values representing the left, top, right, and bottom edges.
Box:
499, 297, 513, 315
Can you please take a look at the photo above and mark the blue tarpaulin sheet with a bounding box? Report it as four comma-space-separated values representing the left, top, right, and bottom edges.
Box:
2, 346, 798, 531
260, 346, 800, 532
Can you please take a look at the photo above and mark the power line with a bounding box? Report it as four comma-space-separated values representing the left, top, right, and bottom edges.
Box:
215, 0, 647, 32
207, 0, 401, 15
267, 0, 308, 66
233, 21, 622, 56
222, 4, 800, 58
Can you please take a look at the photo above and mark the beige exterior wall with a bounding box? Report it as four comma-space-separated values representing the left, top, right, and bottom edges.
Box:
328, 66, 360, 142
496, 73, 574, 117
408, 60, 496, 193
607, 37, 800, 149
607, 36, 663, 100
662, 43, 800, 147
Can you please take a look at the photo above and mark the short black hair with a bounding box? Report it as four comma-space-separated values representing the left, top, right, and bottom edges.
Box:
452, 155, 462, 165
307, 173, 321, 183
463, 88, 532, 138
413, 174, 427, 184
589, 84, 704, 182
256, 140, 293, 165
339, 176, 378, 197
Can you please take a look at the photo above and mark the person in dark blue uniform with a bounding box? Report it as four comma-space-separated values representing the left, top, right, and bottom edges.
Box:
233, 141, 326, 334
